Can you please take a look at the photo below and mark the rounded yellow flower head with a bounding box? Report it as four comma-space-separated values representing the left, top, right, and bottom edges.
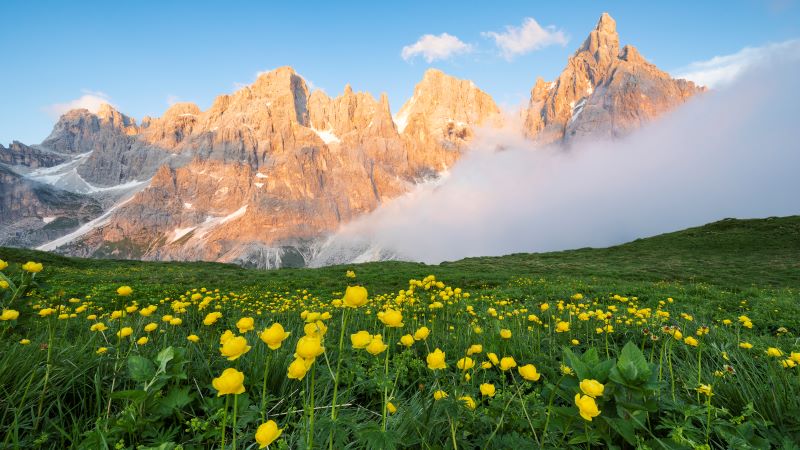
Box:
90, 322, 108, 332
136, 336, 149, 346
117, 327, 133, 338
499, 329, 512, 339
684, 336, 699, 347
555, 321, 570, 333
303, 321, 328, 338
287, 357, 311, 380
579, 379, 604, 398
220, 336, 251, 361
739, 342, 753, 350
144, 323, 158, 332
696, 384, 713, 397
343, 286, 368, 308
399, 334, 415, 347
1, 309, 20, 321
457, 357, 475, 371
459, 396, 476, 410
466, 344, 483, 356
96, 347, 108, 354
427, 348, 447, 370
366, 335, 388, 355
433, 390, 448, 400
487, 353, 499, 366
116, 286, 133, 296
766, 347, 783, 357
379, 308, 404, 328
518, 364, 541, 381
480, 383, 496, 397
0, 259, 7, 270
255, 420, 282, 448
204, 312, 222, 326
499, 356, 517, 371
38, 308, 55, 317
187, 334, 200, 343
220, 330, 235, 345
387, 401, 397, 414
574, 394, 601, 421
295, 336, 324, 360
212, 368, 245, 396
413, 326, 430, 341
236, 317, 255, 334
350, 331, 372, 349
260, 323, 291, 350
22, 261, 43, 273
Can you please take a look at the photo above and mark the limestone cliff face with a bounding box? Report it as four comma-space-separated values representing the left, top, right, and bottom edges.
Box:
0, 142, 67, 168
523, 13, 703, 144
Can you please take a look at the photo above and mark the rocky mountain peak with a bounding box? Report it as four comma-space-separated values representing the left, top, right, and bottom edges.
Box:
578, 12, 620, 69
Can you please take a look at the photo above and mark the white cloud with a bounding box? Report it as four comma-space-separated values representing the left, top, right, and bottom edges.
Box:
166, 94, 180, 106
44, 90, 113, 117
401, 33, 472, 63
673, 39, 800, 88
483, 18, 568, 60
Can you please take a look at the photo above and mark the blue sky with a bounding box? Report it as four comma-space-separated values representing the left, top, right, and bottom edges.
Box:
1, 0, 798, 145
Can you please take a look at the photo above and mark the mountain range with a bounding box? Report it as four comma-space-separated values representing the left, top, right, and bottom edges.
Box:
0, 13, 703, 268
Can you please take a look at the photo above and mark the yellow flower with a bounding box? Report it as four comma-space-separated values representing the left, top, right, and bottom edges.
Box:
427, 348, 447, 370
480, 383, 496, 397
1, 309, 20, 321
499, 356, 517, 371
574, 394, 601, 421
169, 317, 183, 326
96, 347, 108, 355
672, 330, 683, 340
162, 314, 173, 323
90, 322, 108, 332
117, 327, 133, 338
413, 326, 430, 341
295, 336, 324, 360
0, 259, 7, 270
255, 420, 282, 448
379, 309, 404, 328
345, 270, 356, 278
399, 334, 414, 347
366, 335, 388, 355
236, 317, 255, 333
343, 286, 368, 308
203, 312, 222, 326
136, 337, 149, 345
466, 344, 482, 356
0, 280, 8, 289
187, 334, 200, 343
144, 323, 158, 332
38, 308, 55, 317
387, 401, 397, 414
579, 379, 604, 398
781, 359, 797, 368
480, 361, 492, 369
351, 330, 372, 349
111, 310, 124, 320
220, 329, 235, 345
540, 303, 550, 311
212, 368, 245, 396
766, 347, 783, 357
571, 339, 580, 345
555, 321, 570, 333
433, 390, 448, 400
220, 336, 251, 361
518, 364, 541, 381
287, 357, 311, 380
487, 353, 499, 366
560, 364, 574, 376
116, 286, 133, 296
260, 323, 291, 350
304, 321, 328, 338
684, 336, 699, 347
722, 319, 732, 325
459, 396, 476, 410
571, 293, 584, 301
22, 261, 43, 273
457, 357, 475, 371
790, 352, 800, 363
739, 342, 753, 350
20, 339, 30, 345
696, 384, 713, 397
499, 329, 512, 339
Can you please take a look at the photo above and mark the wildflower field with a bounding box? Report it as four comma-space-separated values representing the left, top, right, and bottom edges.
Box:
1, 217, 799, 449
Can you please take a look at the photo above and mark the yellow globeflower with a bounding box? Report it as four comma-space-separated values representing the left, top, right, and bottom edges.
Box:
379, 309, 404, 328
203, 312, 222, 326
480, 383, 496, 397
696, 384, 713, 397
366, 335, 388, 355
259, 323, 291, 350
187, 334, 200, 343
255, 420, 282, 448
399, 334, 415, 347
555, 321, 570, 333
487, 353, 499, 366
22, 261, 43, 273
169, 318, 183, 326
413, 326, 431, 341
739, 342, 753, 349
387, 401, 397, 414
343, 286, 368, 308
136, 337, 149, 346
466, 344, 482, 356
236, 317, 255, 334
1, 309, 20, 321
457, 357, 475, 371
518, 364, 541, 381
433, 390, 448, 400
459, 396, 476, 410
144, 323, 158, 332
20, 339, 31, 345
0, 259, 7, 270
579, 379, 605, 398
96, 347, 108, 355
38, 308, 55, 317
350, 331, 372, 349
0, 280, 8, 289
220, 336, 251, 361
220, 330, 235, 345
499, 329, 512, 339
427, 348, 447, 370
295, 336, 324, 360
212, 368, 246, 396
304, 321, 328, 338
287, 357, 311, 380
766, 347, 783, 357
116, 286, 133, 296
117, 327, 133, 338
574, 394, 601, 421
684, 336, 699, 347
345, 270, 356, 278
499, 356, 517, 371
90, 322, 108, 332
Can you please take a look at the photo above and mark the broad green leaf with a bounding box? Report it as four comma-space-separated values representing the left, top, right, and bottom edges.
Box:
127, 355, 155, 382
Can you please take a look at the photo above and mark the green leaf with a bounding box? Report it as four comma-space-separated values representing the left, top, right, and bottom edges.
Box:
616, 342, 651, 382
155, 346, 175, 373
562, 347, 591, 380
593, 359, 615, 382
110, 389, 147, 402
604, 417, 637, 445
128, 355, 155, 382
